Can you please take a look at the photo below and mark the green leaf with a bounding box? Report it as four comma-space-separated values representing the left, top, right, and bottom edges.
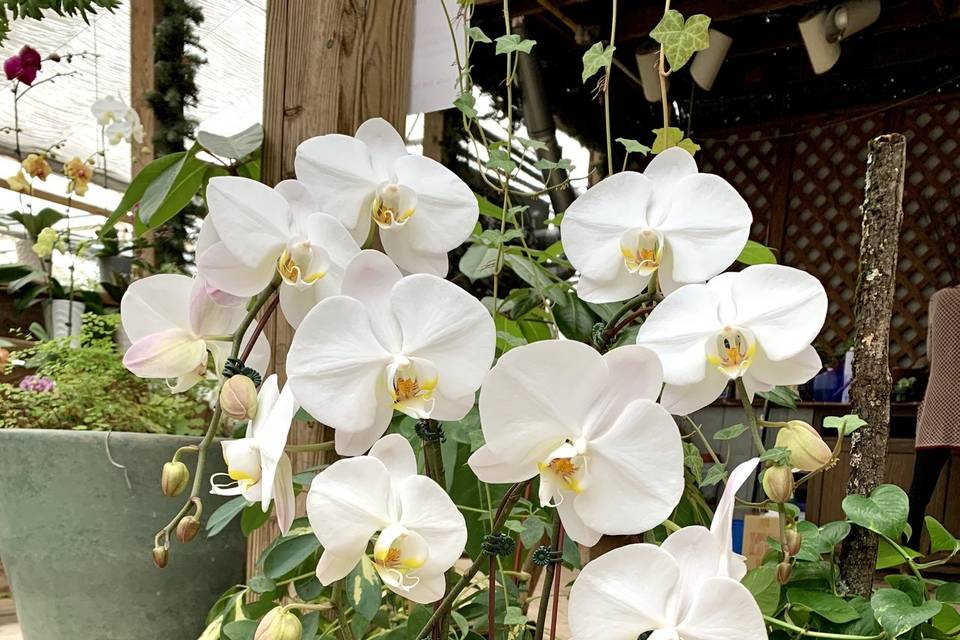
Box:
759, 447, 793, 466
758, 386, 800, 410
533, 157, 573, 171
885, 575, 925, 606
4, 208, 66, 239
0, 263, 34, 284
347, 556, 382, 621
263, 534, 321, 579
222, 619, 258, 640
737, 240, 777, 265
206, 495, 247, 538
742, 565, 781, 616
842, 484, 909, 540
495, 34, 536, 55
520, 516, 547, 549
788, 588, 860, 623
300, 611, 320, 640
871, 589, 942, 638
504, 605, 527, 625
581, 42, 615, 83
197, 123, 263, 159
701, 462, 726, 487
714, 423, 748, 441
651, 126, 701, 156
552, 291, 599, 343
616, 137, 651, 155
924, 516, 960, 554
459, 244, 500, 280
649, 10, 711, 70
241, 502, 272, 535
935, 582, 960, 604
504, 254, 551, 290
467, 26, 492, 43
99, 152, 186, 237
406, 605, 432, 640
453, 92, 478, 119
816, 521, 851, 554
487, 147, 517, 174
823, 414, 868, 437
247, 574, 276, 594
135, 146, 206, 235
682, 441, 703, 483
876, 536, 920, 569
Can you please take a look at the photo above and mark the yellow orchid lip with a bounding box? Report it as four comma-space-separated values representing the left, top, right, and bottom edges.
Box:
371, 182, 418, 230
620, 227, 663, 276
706, 326, 757, 378
277, 246, 327, 285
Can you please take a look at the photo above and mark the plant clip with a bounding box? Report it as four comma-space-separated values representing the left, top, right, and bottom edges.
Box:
481, 532, 516, 557
415, 419, 446, 444
531, 545, 562, 567
222, 357, 262, 386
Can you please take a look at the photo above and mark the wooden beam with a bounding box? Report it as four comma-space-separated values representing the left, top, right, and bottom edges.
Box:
247, 0, 415, 578
130, 0, 161, 271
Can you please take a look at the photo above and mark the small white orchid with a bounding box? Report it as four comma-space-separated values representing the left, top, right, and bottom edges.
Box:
121, 274, 270, 392
636, 264, 827, 415
91, 95, 127, 126
295, 118, 478, 275
568, 458, 766, 640
306, 434, 467, 604
467, 340, 684, 546
560, 147, 752, 302
210, 374, 297, 535
287, 250, 495, 456
199, 177, 361, 327
92, 96, 144, 145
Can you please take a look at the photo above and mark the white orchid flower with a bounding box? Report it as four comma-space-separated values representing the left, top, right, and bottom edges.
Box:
91, 94, 127, 125
210, 375, 297, 535
106, 108, 144, 145
294, 118, 478, 276
121, 274, 270, 392
287, 250, 495, 456
306, 434, 467, 604
198, 176, 361, 327
568, 458, 765, 640
636, 264, 827, 415
560, 148, 752, 302
467, 340, 684, 546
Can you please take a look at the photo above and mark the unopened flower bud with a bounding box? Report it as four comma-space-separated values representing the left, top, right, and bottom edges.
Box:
762, 465, 795, 503
775, 420, 833, 472
152, 545, 169, 569
219, 374, 258, 421
777, 561, 793, 584
255, 606, 302, 640
161, 461, 190, 497
784, 528, 802, 556
176, 515, 200, 543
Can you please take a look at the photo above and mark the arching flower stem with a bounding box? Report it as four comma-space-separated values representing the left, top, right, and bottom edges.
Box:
736, 378, 767, 454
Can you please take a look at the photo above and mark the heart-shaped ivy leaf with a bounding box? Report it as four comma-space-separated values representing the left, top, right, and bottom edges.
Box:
649, 10, 711, 71
582, 42, 616, 83
871, 589, 941, 638
842, 484, 909, 540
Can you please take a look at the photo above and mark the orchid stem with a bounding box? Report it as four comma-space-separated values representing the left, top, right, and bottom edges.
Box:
284, 442, 335, 453
548, 522, 564, 640
603, 0, 619, 176
333, 578, 357, 640
416, 481, 527, 640
736, 378, 766, 455
533, 516, 563, 640
764, 616, 885, 639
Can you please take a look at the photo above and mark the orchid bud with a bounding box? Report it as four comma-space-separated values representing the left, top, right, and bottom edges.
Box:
219, 374, 258, 421
775, 420, 833, 472
784, 528, 802, 556
161, 461, 190, 497
776, 561, 793, 584
176, 515, 200, 543
762, 465, 795, 503
152, 545, 169, 569
255, 607, 302, 640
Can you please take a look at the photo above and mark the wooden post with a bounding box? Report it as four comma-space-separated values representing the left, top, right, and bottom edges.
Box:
838, 133, 907, 598
130, 0, 162, 271
247, 0, 414, 577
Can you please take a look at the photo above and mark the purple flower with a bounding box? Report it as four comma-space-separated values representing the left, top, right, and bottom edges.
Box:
19, 375, 56, 393
4, 46, 42, 85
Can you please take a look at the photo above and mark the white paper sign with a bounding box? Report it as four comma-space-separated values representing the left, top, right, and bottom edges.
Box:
408, 0, 465, 115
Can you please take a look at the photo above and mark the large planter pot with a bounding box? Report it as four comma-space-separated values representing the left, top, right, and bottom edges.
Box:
0, 430, 246, 640
42, 299, 84, 344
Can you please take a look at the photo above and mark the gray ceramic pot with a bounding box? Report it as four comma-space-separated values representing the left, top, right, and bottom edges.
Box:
0, 429, 245, 639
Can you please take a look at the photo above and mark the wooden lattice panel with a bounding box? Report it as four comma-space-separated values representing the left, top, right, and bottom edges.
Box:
698, 97, 960, 369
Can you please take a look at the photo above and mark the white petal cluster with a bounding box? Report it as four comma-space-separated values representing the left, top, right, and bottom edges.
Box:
91, 95, 144, 145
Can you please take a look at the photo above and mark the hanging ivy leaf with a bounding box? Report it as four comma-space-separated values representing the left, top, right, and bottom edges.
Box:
616, 137, 651, 155
466, 26, 492, 43
495, 34, 536, 55
649, 10, 711, 71
651, 127, 701, 155
581, 42, 615, 83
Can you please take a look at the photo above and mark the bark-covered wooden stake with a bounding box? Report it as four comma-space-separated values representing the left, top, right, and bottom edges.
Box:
838, 133, 906, 598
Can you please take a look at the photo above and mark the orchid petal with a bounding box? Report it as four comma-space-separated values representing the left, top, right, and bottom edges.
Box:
635, 284, 721, 386
189, 275, 240, 337
643, 147, 698, 195
397, 475, 467, 575
749, 344, 822, 387
287, 296, 393, 433
659, 368, 730, 416
585, 346, 664, 437
659, 526, 727, 619
710, 457, 759, 580
394, 572, 447, 605
577, 399, 684, 534
197, 240, 277, 298
334, 400, 395, 456
393, 155, 479, 254
369, 434, 419, 486
315, 550, 364, 585
275, 179, 319, 233
355, 117, 408, 181
271, 456, 296, 535
340, 250, 403, 351
255, 382, 298, 512
568, 543, 678, 640
121, 274, 192, 342
307, 457, 393, 557
576, 269, 651, 304
123, 328, 206, 380
675, 577, 767, 640
391, 274, 495, 400
557, 496, 603, 547
207, 176, 291, 269
730, 265, 828, 361
467, 445, 538, 485
379, 229, 450, 276
305, 213, 362, 274
478, 340, 607, 458
294, 133, 378, 237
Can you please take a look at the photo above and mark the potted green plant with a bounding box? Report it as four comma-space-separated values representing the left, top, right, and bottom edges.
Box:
0, 315, 246, 640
